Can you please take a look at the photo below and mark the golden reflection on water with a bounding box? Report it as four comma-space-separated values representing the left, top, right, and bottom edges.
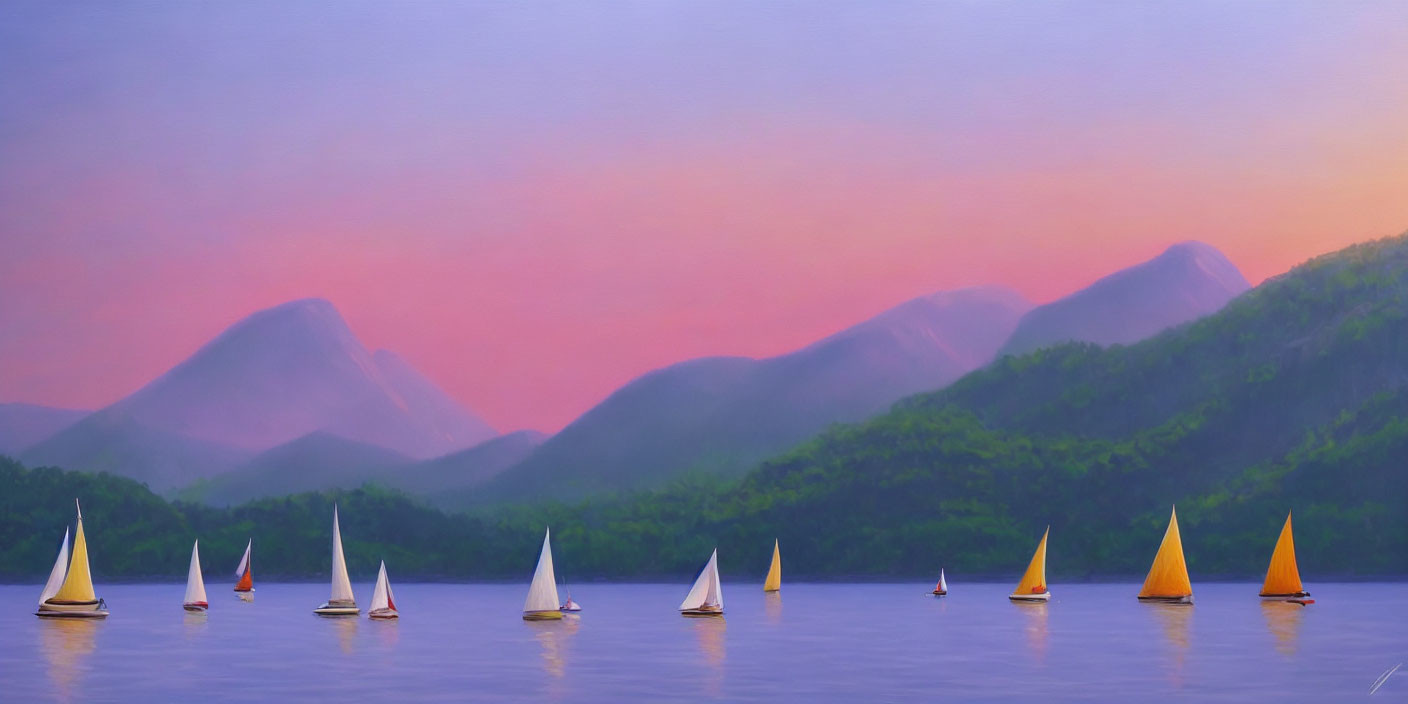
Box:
528, 617, 580, 680
39, 619, 98, 703
1147, 604, 1192, 688
764, 592, 783, 624
1260, 600, 1304, 656
692, 616, 727, 697
328, 616, 358, 654
1014, 602, 1048, 662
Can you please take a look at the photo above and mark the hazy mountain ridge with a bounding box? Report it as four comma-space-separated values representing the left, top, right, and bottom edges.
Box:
471, 286, 1034, 504
999, 241, 1251, 357
0, 403, 88, 455
21, 299, 496, 491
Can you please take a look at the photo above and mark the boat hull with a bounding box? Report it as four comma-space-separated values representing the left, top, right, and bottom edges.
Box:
235, 591, 254, 602
932, 591, 947, 597
1260, 591, 1311, 599
1138, 594, 1194, 604
369, 608, 398, 620
1009, 592, 1050, 602
681, 607, 724, 617
37, 599, 109, 619
315, 600, 360, 616
524, 610, 565, 621
183, 602, 208, 612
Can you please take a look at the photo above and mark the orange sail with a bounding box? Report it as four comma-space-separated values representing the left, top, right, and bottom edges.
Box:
763, 539, 781, 592
1138, 507, 1193, 600
233, 539, 253, 592
1260, 512, 1307, 597
1011, 527, 1049, 597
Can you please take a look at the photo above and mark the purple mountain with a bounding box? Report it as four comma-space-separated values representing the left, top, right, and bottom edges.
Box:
0, 403, 89, 455
473, 286, 1032, 504
24, 298, 496, 490
998, 241, 1251, 357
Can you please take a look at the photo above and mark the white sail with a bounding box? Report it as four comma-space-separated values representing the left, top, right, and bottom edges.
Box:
184, 540, 208, 605
38, 527, 70, 605
680, 549, 723, 611
234, 539, 251, 578
329, 506, 355, 604
523, 528, 560, 613
939, 569, 947, 592
369, 560, 394, 612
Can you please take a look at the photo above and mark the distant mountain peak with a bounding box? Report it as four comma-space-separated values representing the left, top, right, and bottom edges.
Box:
999, 241, 1250, 357
27, 298, 497, 489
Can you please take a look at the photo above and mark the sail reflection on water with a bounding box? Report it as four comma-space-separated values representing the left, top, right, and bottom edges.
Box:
39, 618, 98, 702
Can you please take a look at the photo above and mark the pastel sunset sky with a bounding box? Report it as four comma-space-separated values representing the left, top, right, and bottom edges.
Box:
2, 1, 1406, 432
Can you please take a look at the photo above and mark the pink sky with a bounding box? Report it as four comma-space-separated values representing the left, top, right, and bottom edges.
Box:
2, 2, 1407, 432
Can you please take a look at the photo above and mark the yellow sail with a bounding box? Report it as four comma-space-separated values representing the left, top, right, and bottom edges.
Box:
763, 539, 781, 592
51, 507, 96, 603
1260, 512, 1305, 596
1139, 507, 1193, 599
1012, 527, 1049, 595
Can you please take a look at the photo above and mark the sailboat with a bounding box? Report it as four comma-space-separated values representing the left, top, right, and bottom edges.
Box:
233, 539, 254, 601
314, 505, 359, 616
36, 500, 108, 619
367, 560, 398, 619
680, 549, 724, 617
763, 539, 781, 592
1138, 506, 1194, 604
1260, 511, 1312, 604
932, 568, 948, 597
523, 528, 565, 620
183, 540, 209, 611
1009, 527, 1051, 602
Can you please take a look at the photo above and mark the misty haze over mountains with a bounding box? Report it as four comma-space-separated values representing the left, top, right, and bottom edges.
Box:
19, 299, 496, 490
3, 241, 1249, 502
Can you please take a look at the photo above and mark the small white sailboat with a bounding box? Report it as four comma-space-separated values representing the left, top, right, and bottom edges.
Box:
561, 592, 582, 612
36, 500, 108, 619
367, 560, 398, 620
524, 528, 565, 620
183, 540, 209, 611
314, 505, 359, 616
233, 538, 254, 601
932, 568, 948, 597
679, 549, 724, 617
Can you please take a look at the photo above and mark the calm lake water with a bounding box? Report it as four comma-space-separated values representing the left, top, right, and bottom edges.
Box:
0, 581, 1403, 702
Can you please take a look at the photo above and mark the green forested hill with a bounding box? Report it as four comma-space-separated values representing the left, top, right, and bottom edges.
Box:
2, 235, 1406, 581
